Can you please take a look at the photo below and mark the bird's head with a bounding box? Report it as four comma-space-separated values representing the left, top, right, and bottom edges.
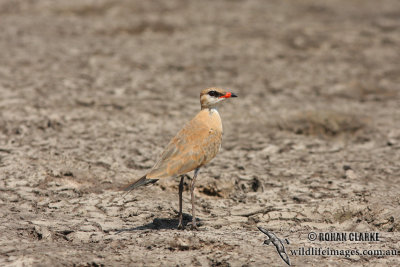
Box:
200, 87, 237, 109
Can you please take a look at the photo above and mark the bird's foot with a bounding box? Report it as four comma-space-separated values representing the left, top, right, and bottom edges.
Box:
177, 223, 184, 230
186, 220, 199, 231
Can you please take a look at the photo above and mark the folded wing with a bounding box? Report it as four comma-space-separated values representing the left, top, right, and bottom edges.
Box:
147, 117, 222, 179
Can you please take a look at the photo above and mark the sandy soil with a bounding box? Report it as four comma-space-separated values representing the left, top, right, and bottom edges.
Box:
1, 0, 400, 266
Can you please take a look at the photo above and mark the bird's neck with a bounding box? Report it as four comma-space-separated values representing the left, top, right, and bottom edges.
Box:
202, 107, 218, 115
198, 107, 222, 133
201, 105, 217, 111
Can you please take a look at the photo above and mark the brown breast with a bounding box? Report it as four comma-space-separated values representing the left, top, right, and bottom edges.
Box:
146, 108, 223, 179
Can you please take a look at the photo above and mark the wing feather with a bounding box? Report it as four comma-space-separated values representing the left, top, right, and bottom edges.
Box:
146, 113, 221, 179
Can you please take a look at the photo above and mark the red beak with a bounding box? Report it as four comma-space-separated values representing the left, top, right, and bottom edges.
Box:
220, 92, 238, 98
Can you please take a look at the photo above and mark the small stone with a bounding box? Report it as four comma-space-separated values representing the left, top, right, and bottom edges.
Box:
345, 170, 358, 179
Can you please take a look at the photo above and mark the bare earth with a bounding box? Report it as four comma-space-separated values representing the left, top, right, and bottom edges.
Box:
1, 0, 400, 266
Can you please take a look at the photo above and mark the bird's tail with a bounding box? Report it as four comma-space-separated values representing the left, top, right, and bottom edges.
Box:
123, 175, 158, 192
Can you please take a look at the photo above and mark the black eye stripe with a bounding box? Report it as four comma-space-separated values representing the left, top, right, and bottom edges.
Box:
208, 91, 222, 97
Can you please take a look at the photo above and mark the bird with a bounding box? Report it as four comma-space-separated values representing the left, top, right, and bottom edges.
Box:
124, 87, 237, 230
257, 227, 291, 266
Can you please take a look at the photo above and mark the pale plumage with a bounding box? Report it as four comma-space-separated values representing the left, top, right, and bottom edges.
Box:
124, 87, 237, 229
147, 109, 222, 179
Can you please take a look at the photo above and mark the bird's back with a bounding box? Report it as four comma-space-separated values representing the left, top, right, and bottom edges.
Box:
146, 108, 222, 179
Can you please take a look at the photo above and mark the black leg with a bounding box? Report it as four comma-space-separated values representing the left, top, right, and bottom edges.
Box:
177, 175, 184, 230
190, 168, 200, 230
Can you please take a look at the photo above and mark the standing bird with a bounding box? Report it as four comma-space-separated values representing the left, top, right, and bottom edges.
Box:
124, 88, 237, 230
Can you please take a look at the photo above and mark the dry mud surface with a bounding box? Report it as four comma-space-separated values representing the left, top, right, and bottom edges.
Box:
1, 0, 400, 266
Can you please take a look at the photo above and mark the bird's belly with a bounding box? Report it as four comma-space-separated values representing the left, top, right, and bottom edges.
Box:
200, 128, 222, 166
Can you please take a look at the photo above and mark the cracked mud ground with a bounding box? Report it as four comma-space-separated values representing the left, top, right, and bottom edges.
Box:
1, 0, 400, 266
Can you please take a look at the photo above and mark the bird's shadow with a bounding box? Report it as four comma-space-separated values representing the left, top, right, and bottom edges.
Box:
115, 213, 202, 233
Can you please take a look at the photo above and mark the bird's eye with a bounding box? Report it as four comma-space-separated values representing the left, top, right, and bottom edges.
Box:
208, 91, 218, 97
